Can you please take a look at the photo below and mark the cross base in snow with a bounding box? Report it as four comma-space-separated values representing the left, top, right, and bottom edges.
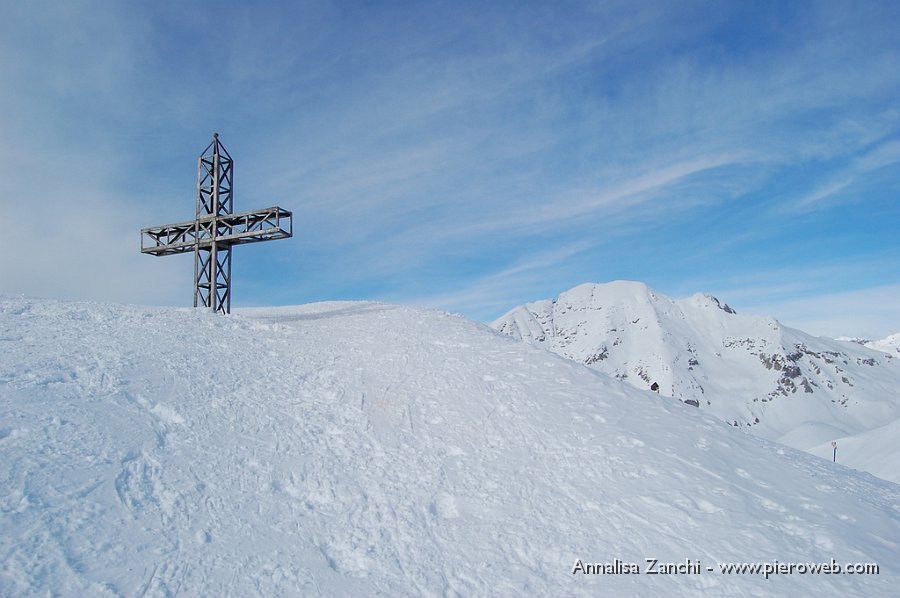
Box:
141, 134, 292, 314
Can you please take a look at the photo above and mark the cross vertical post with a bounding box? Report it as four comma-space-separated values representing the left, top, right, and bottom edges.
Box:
195, 133, 234, 313
141, 134, 293, 314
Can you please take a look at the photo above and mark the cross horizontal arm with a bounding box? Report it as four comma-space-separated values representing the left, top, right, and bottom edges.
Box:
141, 206, 292, 255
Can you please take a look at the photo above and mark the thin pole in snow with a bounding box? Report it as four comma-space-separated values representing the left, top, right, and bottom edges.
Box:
831, 441, 837, 463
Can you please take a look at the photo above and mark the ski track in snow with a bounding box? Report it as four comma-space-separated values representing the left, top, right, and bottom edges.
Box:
0, 296, 899, 596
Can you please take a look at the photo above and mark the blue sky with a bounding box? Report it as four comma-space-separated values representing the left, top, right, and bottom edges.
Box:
1, 0, 898, 339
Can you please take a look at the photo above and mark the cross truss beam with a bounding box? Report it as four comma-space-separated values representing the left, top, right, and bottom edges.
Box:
141, 134, 292, 314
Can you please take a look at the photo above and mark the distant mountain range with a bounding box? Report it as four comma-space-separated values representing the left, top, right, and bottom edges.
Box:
839, 333, 900, 356
492, 281, 900, 483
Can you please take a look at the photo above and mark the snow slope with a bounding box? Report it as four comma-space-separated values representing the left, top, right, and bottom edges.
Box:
1, 296, 899, 596
491, 281, 900, 482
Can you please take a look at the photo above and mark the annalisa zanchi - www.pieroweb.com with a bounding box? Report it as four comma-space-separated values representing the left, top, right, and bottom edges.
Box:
572, 558, 880, 578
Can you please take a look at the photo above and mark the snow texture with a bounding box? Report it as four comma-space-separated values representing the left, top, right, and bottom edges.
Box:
492, 281, 900, 484
1, 296, 899, 596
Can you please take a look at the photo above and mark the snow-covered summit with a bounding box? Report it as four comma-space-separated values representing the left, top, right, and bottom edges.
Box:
684, 292, 737, 314
492, 281, 900, 482
2, 295, 899, 595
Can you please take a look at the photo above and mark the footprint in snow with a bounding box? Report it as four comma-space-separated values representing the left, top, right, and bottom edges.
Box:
430, 493, 459, 519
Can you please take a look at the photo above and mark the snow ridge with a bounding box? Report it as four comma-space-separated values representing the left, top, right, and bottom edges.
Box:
2, 296, 899, 595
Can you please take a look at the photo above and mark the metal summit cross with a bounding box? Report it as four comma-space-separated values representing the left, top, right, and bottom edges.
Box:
141, 134, 292, 314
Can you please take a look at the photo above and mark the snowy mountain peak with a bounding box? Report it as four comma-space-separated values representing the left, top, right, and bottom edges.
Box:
565, 280, 674, 309
492, 282, 900, 483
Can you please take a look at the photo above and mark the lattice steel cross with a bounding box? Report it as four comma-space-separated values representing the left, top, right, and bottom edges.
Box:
141, 134, 292, 314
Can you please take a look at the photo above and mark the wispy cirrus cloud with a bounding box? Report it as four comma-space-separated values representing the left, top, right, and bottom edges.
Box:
783, 137, 900, 213
396, 240, 596, 317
